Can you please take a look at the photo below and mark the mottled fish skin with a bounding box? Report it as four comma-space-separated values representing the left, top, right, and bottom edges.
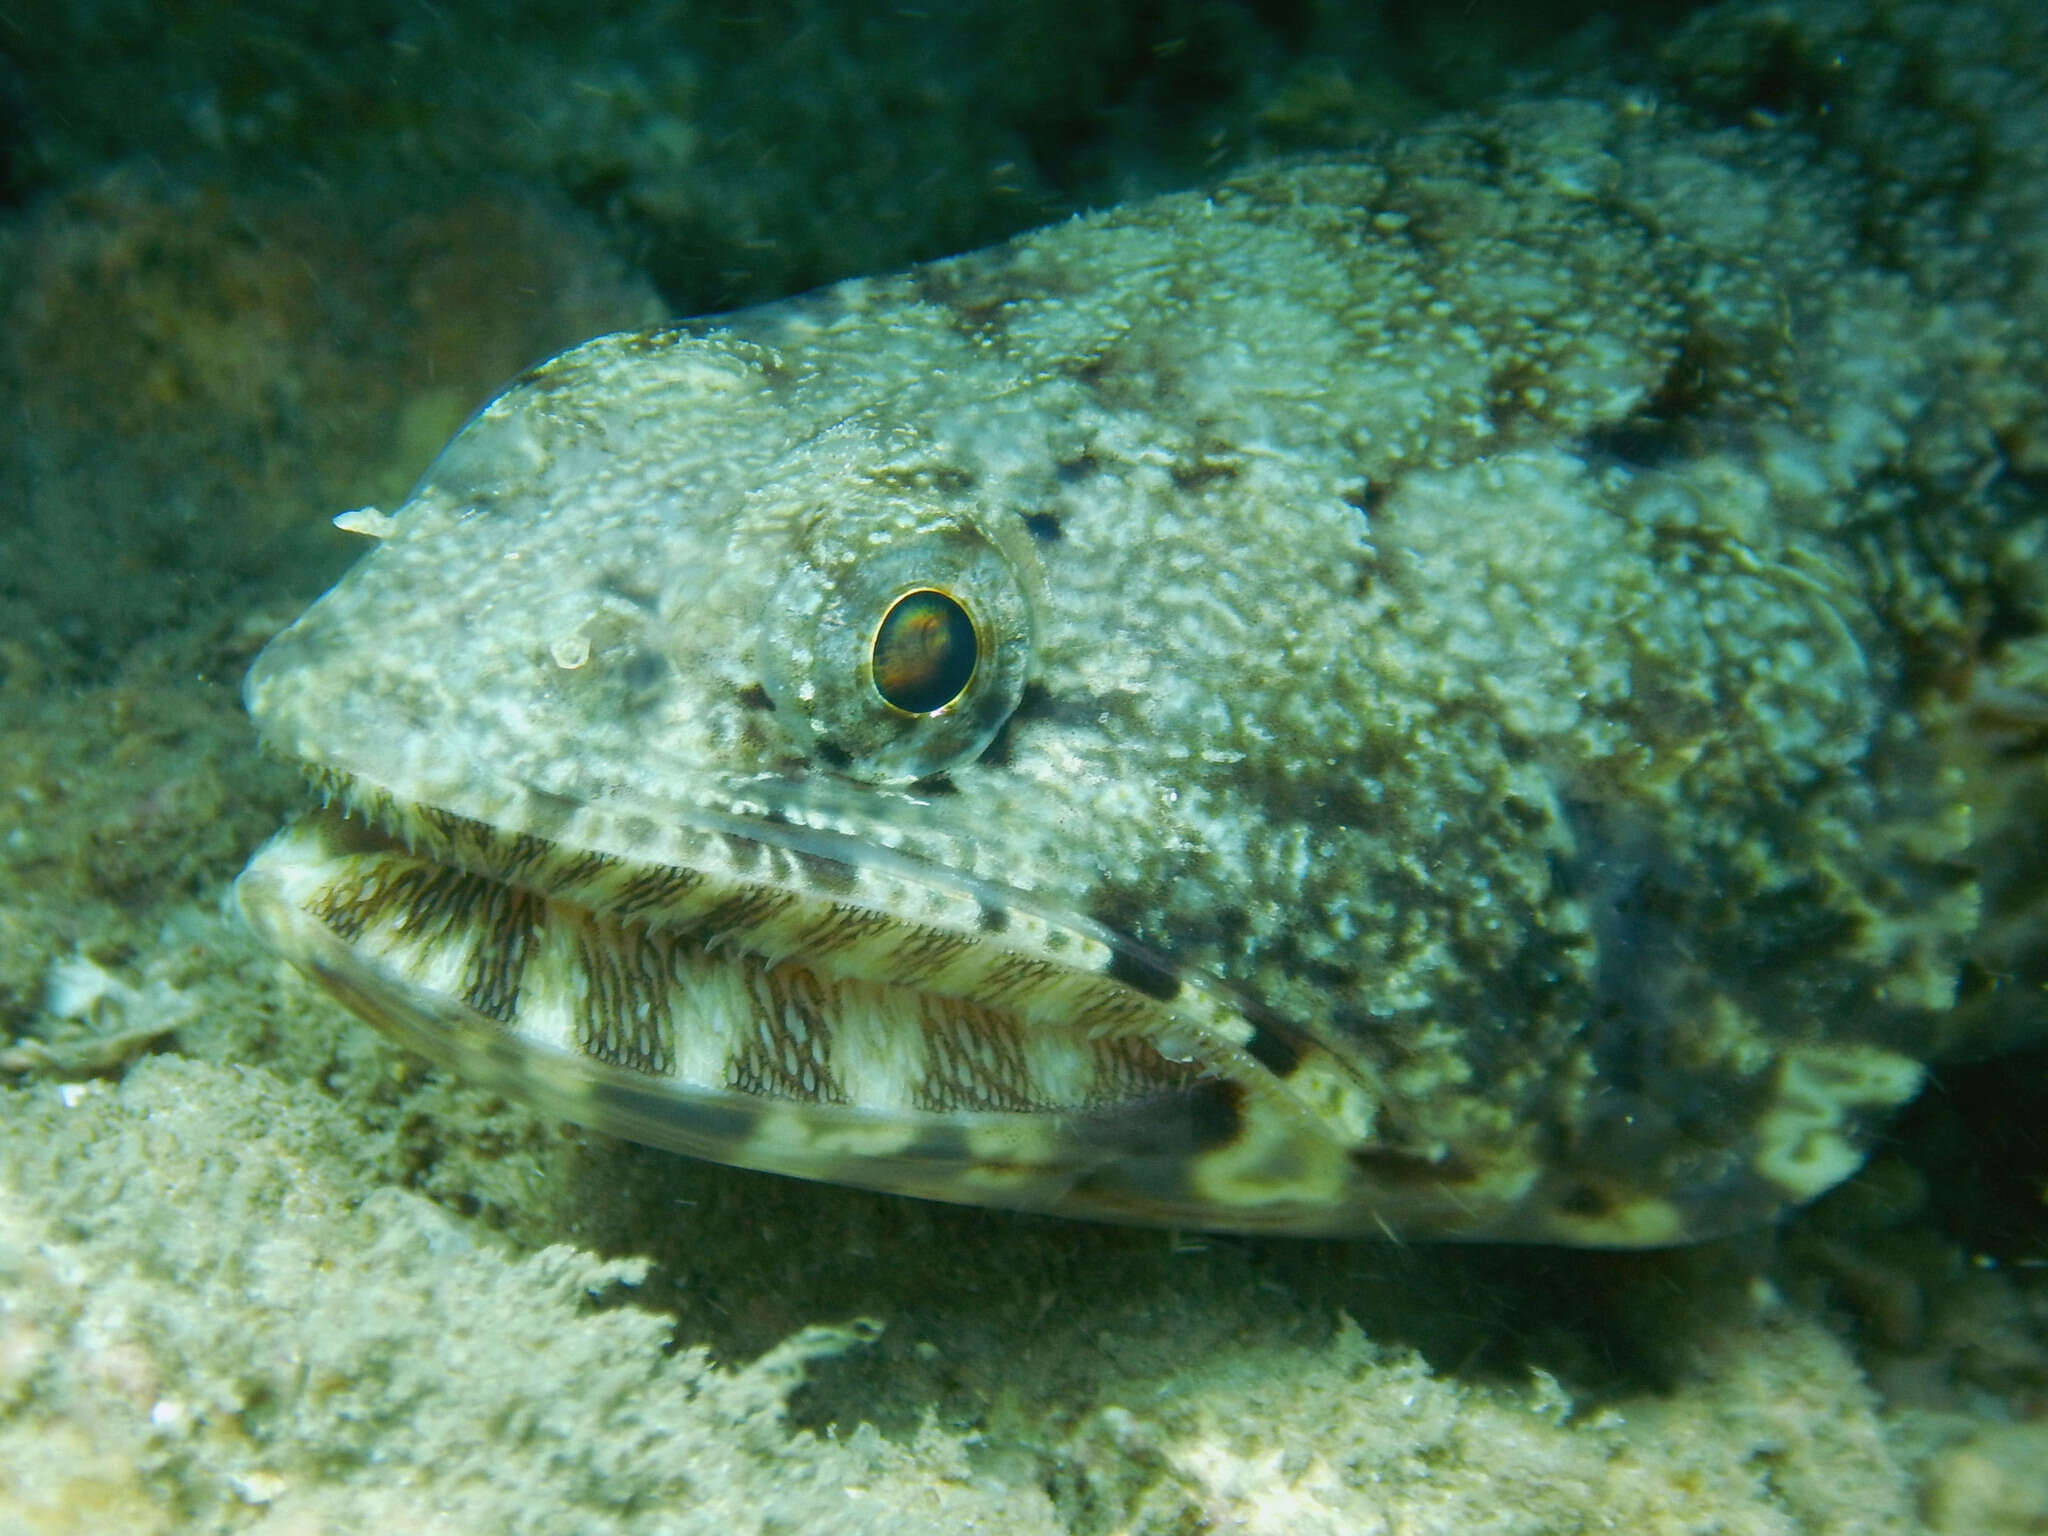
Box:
237, 96, 2048, 1244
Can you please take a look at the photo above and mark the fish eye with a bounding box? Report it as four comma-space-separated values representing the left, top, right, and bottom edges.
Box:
757, 509, 1036, 783
871, 588, 978, 714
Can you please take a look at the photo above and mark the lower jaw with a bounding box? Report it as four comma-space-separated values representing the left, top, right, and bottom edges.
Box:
233, 808, 1252, 1220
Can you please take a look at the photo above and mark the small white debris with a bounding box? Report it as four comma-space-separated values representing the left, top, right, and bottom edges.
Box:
230, 1470, 288, 1504
150, 1398, 190, 1430
333, 506, 399, 538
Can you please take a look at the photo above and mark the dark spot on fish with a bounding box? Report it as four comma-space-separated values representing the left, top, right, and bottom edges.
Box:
815, 738, 853, 769
589, 1073, 756, 1147
1055, 450, 1100, 482
909, 771, 958, 796
1554, 798, 1854, 1171
976, 903, 1010, 934
1106, 941, 1181, 1002
1187, 1078, 1245, 1150
737, 682, 775, 711
1242, 1023, 1303, 1078
1021, 510, 1064, 542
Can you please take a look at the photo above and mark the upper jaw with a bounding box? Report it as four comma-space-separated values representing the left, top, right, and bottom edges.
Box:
247, 757, 1260, 1094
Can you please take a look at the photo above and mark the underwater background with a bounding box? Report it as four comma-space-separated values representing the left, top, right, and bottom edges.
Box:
1, 1, 2045, 1530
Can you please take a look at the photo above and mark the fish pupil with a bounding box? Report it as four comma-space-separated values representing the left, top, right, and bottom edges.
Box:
871, 588, 978, 714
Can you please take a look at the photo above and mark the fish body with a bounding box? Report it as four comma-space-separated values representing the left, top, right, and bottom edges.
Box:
237, 98, 2047, 1244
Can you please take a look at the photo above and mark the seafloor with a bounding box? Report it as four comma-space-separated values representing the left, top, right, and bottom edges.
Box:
1, 2, 2044, 1531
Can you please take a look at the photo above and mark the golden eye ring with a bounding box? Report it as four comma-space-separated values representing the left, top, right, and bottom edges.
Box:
870, 587, 979, 715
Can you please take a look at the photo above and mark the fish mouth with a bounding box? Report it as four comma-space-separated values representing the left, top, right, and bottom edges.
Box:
235, 767, 1376, 1228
